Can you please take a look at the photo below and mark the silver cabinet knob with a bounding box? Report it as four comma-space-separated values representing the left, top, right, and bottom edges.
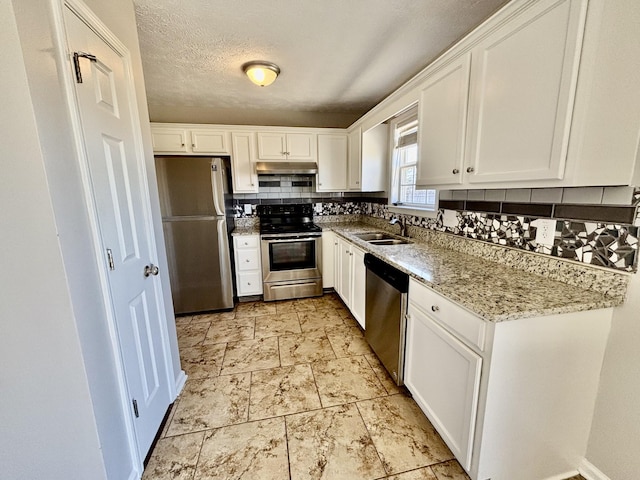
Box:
431, 305, 440, 312
192, 144, 195, 148
452, 168, 460, 174
466, 167, 475, 173
245, 259, 250, 262
144, 264, 159, 277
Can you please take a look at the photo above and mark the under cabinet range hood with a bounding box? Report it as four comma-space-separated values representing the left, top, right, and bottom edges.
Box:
256, 161, 318, 175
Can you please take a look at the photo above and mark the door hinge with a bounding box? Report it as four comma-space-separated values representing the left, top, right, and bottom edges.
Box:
132, 399, 139, 418
106, 248, 115, 271
73, 51, 97, 84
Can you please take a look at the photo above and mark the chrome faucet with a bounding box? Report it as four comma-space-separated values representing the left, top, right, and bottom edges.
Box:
389, 216, 407, 237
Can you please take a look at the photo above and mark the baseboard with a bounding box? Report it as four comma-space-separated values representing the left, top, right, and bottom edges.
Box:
128, 467, 140, 480
173, 370, 187, 398
579, 458, 611, 480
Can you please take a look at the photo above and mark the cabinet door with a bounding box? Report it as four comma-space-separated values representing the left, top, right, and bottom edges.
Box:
151, 127, 189, 153
332, 236, 341, 296
257, 132, 287, 160
338, 239, 352, 306
321, 231, 335, 289
405, 305, 482, 471
191, 129, 230, 154
348, 128, 362, 190
350, 245, 366, 329
286, 133, 316, 160
417, 54, 470, 186
317, 134, 348, 191
361, 124, 389, 192
465, 0, 587, 184
231, 132, 258, 193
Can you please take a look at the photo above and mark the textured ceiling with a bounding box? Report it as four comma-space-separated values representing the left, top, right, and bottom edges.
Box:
133, 0, 509, 127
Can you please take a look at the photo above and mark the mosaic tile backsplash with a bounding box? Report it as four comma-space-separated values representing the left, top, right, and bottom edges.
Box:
232, 186, 639, 273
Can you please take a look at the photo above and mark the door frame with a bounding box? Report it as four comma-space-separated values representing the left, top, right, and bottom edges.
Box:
50, 0, 179, 475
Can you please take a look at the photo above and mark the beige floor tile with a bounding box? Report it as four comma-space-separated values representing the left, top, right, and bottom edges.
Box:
279, 332, 336, 366
298, 309, 345, 333
220, 337, 280, 375
254, 312, 302, 338
160, 401, 178, 439
364, 354, 403, 395
167, 375, 250, 436
142, 431, 205, 480
249, 364, 321, 420
191, 310, 235, 323
313, 295, 345, 310
326, 326, 372, 357
235, 301, 276, 318
180, 343, 226, 379
176, 322, 210, 349
175, 315, 192, 325
387, 467, 438, 480
286, 403, 386, 480
203, 317, 255, 344
312, 356, 386, 407
431, 460, 471, 480
274, 300, 297, 314
333, 306, 354, 319
195, 417, 289, 480
357, 394, 454, 475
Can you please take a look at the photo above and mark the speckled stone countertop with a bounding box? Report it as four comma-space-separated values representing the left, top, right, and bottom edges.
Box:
231, 225, 260, 236
324, 223, 622, 322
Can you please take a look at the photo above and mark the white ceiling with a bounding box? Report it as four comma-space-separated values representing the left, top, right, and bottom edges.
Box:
133, 0, 509, 128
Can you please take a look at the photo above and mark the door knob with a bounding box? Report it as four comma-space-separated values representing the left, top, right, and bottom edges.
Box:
466, 167, 475, 173
144, 264, 159, 277
452, 168, 460, 174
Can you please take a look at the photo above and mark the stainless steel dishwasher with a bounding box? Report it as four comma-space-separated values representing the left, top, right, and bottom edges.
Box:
364, 253, 409, 386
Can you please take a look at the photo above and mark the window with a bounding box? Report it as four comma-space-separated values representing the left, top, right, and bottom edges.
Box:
390, 107, 437, 213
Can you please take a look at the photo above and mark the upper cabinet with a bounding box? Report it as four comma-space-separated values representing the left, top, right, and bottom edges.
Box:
151, 124, 231, 155
348, 125, 388, 192
256, 132, 316, 161
317, 134, 348, 192
230, 132, 258, 194
417, 0, 587, 188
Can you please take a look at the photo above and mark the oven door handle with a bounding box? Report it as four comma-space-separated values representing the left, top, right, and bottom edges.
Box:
269, 281, 319, 289
262, 236, 321, 242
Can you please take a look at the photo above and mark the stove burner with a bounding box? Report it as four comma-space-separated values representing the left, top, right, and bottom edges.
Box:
257, 203, 321, 235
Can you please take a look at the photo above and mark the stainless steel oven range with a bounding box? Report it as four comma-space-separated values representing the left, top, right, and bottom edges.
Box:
258, 203, 323, 301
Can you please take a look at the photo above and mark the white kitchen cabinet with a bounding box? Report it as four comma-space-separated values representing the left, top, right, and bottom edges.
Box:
464, 0, 587, 184
332, 235, 341, 295
257, 132, 316, 161
151, 126, 189, 153
348, 125, 388, 192
405, 278, 613, 480
337, 237, 352, 306
350, 245, 366, 328
317, 134, 348, 192
230, 132, 258, 193
151, 125, 231, 155
321, 230, 335, 289
406, 298, 482, 471
416, 53, 470, 186
233, 235, 262, 296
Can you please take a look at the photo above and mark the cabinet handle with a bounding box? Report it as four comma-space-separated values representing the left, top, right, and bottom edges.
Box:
466, 167, 475, 173
247, 282, 251, 286
356, 181, 360, 184
334, 242, 338, 246
431, 305, 440, 312
181, 143, 185, 147
245, 259, 250, 262
452, 168, 459, 174
192, 143, 195, 148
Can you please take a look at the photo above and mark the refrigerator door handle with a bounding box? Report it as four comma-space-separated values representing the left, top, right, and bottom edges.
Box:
210, 158, 225, 216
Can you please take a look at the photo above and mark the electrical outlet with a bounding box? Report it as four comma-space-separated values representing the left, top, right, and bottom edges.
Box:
243, 204, 252, 215
314, 202, 323, 213
534, 219, 556, 246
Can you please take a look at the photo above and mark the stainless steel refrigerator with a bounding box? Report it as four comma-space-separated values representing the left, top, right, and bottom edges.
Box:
155, 156, 235, 314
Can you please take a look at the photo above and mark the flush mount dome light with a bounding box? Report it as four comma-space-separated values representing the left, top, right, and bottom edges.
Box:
242, 61, 280, 87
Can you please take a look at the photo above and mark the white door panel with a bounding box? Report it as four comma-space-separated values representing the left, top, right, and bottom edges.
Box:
64, 6, 170, 460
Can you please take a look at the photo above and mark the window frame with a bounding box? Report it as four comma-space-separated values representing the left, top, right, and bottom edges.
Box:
388, 106, 438, 218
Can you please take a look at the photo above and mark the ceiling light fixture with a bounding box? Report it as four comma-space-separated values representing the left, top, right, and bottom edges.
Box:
242, 61, 280, 87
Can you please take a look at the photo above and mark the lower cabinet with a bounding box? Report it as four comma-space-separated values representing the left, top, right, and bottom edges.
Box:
405, 278, 613, 480
233, 235, 262, 296
334, 235, 365, 328
321, 231, 335, 289
405, 299, 481, 471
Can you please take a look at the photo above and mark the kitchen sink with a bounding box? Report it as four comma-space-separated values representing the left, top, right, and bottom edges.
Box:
354, 232, 411, 245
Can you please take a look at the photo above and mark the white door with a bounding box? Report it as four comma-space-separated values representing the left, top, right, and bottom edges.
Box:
348, 128, 362, 190
286, 133, 315, 160
230, 132, 258, 193
350, 245, 366, 329
317, 134, 348, 191
257, 132, 287, 159
64, 7, 171, 459
339, 239, 353, 307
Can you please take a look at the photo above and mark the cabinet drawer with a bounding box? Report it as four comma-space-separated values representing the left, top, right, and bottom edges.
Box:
237, 271, 262, 296
234, 236, 259, 249
409, 279, 486, 351
236, 249, 260, 271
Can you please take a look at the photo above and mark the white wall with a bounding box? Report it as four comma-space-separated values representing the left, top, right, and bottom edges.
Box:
586, 270, 640, 479
0, 1, 107, 478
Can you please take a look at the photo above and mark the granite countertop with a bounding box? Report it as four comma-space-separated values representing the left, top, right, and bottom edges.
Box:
231, 225, 260, 236
323, 222, 621, 322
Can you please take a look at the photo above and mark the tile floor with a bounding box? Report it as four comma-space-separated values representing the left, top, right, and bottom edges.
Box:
143, 293, 587, 480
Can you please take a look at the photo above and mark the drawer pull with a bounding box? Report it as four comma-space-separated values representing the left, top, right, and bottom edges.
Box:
245, 259, 250, 262
452, 168, 460, 174
431, 305, 440, 312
